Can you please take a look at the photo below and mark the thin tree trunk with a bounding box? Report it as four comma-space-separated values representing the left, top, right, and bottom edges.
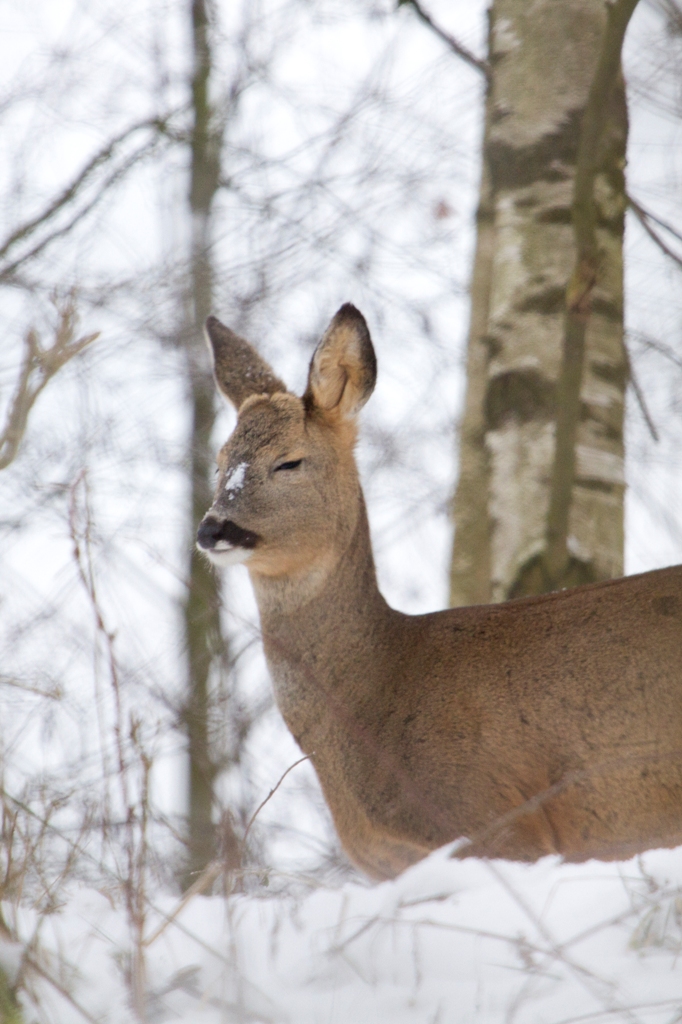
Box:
0, 916, 24, 1024
450, 0, 628, 605
449, 52, 495, 608
0, 967, 23, 1024
181, 0, 235, 888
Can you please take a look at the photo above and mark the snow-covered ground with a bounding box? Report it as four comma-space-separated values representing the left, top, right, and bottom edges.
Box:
6, 845, 682, 1023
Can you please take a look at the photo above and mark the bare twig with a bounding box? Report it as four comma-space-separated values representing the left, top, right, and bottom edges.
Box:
0, 790, 93, 1024
68, 473, 129, 804
142, 860, 223, 948
484, 862, 643, 1024
328, 912, 549, 958
4, 789, 254, 999
0, 676, 62, 700
0, 301, 98, 470
627, 193, 682, 270
554, 997, 682, 1024
397, 0, 489, 78
628, 194, 682, 247
0, 116, 174, 281
626, 354, 659, 441
622, 331, 661, 443
68, 474, 151, 1021
21, 952, 98, 1024
242, 754, 313, 851
627, 329, 682, 370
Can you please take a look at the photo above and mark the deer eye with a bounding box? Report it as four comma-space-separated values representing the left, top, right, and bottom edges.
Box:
274, 459, 303, 472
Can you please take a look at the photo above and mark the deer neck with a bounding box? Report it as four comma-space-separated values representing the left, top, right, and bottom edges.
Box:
249, 493, 396, 739
250, 486, 384, 615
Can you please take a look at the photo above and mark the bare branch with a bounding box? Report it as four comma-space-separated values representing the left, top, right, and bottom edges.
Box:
628, 194, 682, 246
629, 363, 659, 441
654, 0, 682, 35
397, 0, 489, 79
0, 675, 62, 701
627, 193, 682, 270
0, 301, 98, 470
628, 328, 682, 371
0, 115, 175, 281
21, 952, 98, 1024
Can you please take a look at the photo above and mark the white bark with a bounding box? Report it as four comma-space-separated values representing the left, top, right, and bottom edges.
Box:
451, 0, 627, 604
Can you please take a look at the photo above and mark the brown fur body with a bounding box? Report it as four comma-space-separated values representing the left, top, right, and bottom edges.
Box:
199, 306, 682, 880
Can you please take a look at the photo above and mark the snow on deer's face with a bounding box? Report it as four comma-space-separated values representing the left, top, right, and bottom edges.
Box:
198, 390, 359, 578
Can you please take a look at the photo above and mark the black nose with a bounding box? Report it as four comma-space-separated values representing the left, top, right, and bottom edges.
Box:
197, 516, 224, 549
197, 515, 259, 550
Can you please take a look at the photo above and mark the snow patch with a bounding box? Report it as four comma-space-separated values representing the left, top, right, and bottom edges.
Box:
14, 846, 682, 1023
224, 461, 248, 499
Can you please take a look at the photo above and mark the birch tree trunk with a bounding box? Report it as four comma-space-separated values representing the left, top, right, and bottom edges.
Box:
450, 0, 628, 606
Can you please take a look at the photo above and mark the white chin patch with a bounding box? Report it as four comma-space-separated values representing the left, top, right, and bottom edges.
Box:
200, 543, 253, 568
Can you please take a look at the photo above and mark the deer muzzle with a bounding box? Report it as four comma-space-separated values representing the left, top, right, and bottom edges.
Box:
197, 515, 260, 552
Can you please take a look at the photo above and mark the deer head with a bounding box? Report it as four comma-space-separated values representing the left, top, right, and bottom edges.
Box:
197, 304, 377, 582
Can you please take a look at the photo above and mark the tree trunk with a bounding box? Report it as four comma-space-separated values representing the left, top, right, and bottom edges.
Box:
0, 968, 23, 1024
450, 0, 628, 606
448, 16, 495, 609
181, 0, 233, 888
0, 916, 24, 1024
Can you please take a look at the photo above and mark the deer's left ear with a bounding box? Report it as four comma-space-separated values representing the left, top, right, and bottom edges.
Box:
205, 316, 287, 409
305, 304, 377, 420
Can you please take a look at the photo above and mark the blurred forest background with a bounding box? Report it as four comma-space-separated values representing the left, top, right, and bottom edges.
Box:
1, 0, 682, 1020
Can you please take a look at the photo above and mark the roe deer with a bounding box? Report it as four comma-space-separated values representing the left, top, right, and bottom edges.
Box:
198, 304, 682, 880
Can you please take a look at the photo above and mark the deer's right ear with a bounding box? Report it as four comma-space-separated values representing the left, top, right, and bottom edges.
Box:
305, 304, 377, 422
205, 316, 286, 409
